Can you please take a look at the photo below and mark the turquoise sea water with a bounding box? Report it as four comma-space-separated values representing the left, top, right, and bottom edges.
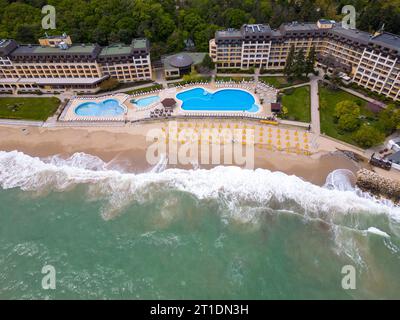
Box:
0, 151, 400, 299
75, 99, 125, 116
177, 88, 259, 112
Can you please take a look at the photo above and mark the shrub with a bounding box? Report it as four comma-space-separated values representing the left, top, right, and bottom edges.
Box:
99, 78, 119, 91
353, 125, 385, 148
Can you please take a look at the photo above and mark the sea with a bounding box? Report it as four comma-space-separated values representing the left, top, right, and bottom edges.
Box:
0, 150, 399, 299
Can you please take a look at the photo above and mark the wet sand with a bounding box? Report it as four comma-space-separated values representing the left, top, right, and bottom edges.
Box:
0, 124, 361, 186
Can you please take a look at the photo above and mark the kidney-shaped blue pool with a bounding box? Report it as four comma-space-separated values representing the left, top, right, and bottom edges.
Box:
132, 95, 160, 107
176, 88, 259, 112
75, 99, 125, 116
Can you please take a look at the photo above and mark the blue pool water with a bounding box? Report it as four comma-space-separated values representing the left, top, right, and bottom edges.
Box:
132, 95, 160, 107
75, 99, 125, 116
176, 88, 259, 112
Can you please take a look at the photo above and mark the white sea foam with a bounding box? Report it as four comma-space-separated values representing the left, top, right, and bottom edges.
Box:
0, 150, 399, 222
324, 169, 355, 191
366, 227, 390, 238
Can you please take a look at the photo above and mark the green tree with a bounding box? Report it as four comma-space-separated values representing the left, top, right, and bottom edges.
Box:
281, 106, 289, 119
16, 25, 37, 43
329, 70, 342, 90
183, 12, 205, 33
201, 54, 215, 70
334, 100, 359, 119
293, 48, 306, 79
334, 100, 361, 132
222, 8, 250, 28
306, 45, 316, 74
166, 30, 186, 53
378, 104, 400, 134
99, 78, 119, 91
353, 125, 385, 148
284, 45, 295, 78
337, 112, 361, 132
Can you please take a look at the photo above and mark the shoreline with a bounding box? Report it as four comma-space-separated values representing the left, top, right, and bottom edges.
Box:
0, 124, 363, 186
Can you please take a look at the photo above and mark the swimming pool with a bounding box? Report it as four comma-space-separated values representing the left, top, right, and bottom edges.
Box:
132, 95, 160, 107
75, 99, 125, 116
176, 88, 259, 112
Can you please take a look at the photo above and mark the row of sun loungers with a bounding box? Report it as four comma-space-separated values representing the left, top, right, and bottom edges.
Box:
61, 116, 125, 122
179, 112, 277, 121
71, 94, 129, 101
172, 81, 210, 89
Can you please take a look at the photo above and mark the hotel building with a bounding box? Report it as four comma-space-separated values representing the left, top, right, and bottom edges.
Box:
210, 20, 400, 101
0, 34, 152, 94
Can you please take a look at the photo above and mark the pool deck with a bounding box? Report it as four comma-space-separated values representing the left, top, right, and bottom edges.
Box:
60, 93, 130, 122
60, 81, 278, 123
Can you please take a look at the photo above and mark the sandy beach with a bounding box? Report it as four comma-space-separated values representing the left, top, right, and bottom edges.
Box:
0, 122, 366, 186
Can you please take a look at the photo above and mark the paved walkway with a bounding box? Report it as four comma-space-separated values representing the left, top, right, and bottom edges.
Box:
310, 76, 321, 135
280, 82, 311, 90
338, 85, 386, 107
0, 119, 43, 127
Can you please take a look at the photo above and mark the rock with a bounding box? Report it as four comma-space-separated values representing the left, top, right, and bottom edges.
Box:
356, 169, 400, 202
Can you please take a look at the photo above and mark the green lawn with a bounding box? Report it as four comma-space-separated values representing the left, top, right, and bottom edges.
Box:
0, 97, 60, 121
319, 85, 377, 145
259, 76, 308, 89
280, 86, 311, 123
124, 84, 163, 95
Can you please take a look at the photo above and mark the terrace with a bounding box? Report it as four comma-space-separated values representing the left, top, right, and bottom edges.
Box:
60, 80, 279, 123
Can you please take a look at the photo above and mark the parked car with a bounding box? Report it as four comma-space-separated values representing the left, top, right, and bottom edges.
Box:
387, 138, 400, 152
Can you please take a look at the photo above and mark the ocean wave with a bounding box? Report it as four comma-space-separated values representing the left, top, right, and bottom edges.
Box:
0, 150, 399, 223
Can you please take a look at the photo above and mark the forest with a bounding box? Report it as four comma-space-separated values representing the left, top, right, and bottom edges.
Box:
0, 0, 399, 59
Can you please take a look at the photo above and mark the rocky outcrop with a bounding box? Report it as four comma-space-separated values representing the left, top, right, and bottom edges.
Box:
356, 169, 400, 202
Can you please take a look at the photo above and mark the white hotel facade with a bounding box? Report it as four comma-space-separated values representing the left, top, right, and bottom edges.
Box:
210, 20, 400, 101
